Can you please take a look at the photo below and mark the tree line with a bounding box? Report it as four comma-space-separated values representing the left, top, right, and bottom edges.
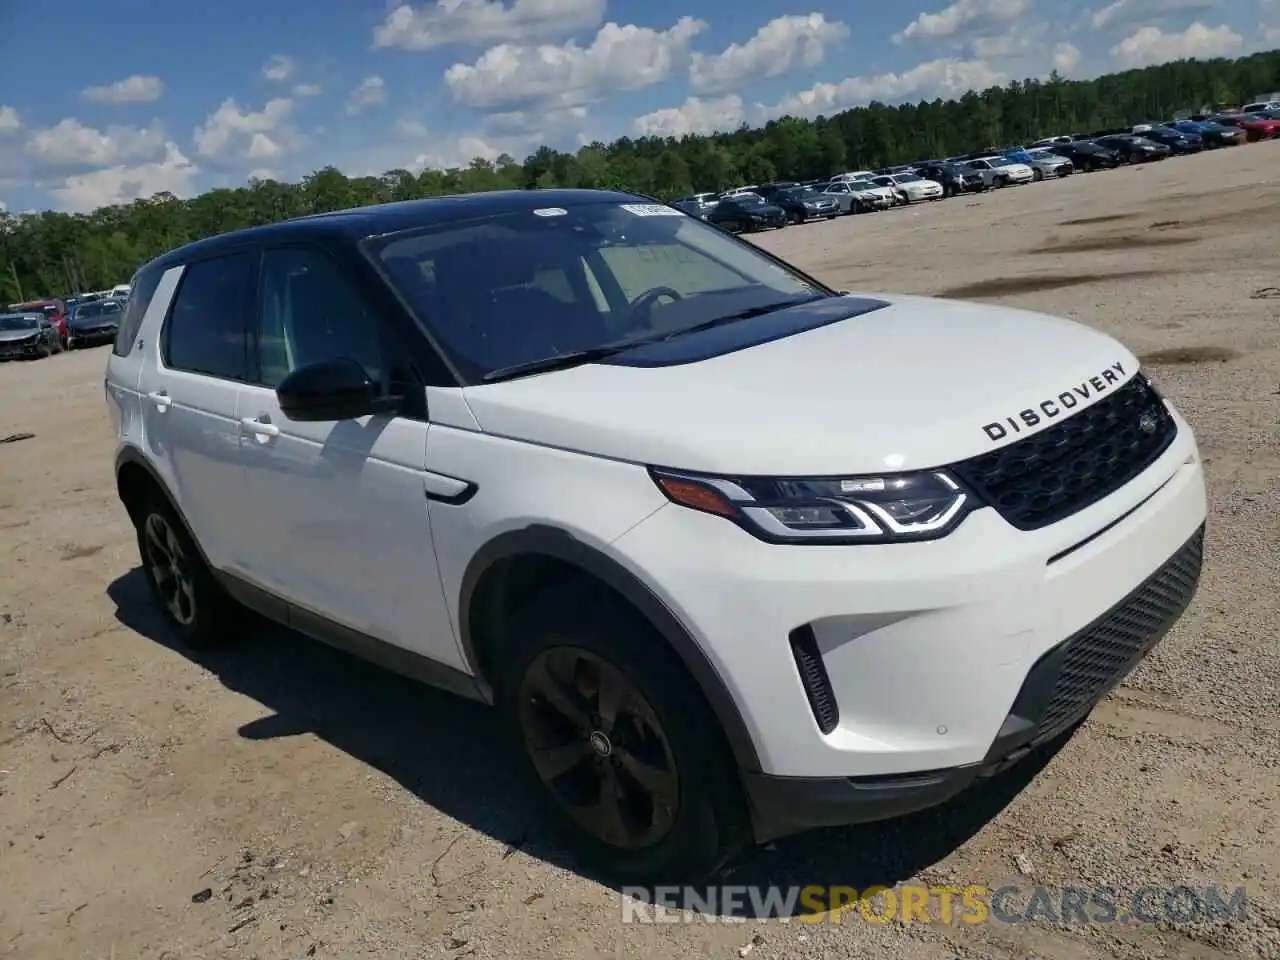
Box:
2, 49, 1277, 303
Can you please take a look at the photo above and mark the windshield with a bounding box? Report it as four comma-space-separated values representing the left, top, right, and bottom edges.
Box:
780, 188, 820, 200
892, 174, 922, 183
0, 315, 38, 331
848, 179, 879, 190
372, 200, 829, 381
76, 301, 122, 319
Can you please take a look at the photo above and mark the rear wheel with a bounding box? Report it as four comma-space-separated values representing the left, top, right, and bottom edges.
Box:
132, 494, 240, 649
498, 584, 749, 884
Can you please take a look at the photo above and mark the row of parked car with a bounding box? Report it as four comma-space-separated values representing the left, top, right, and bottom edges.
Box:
673, 105, 1277, 233
0, 289, 130, 361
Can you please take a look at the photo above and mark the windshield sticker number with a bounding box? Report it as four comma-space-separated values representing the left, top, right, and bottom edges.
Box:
619, 203, 684, 217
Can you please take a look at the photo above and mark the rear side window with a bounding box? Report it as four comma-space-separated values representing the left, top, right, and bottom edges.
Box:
163, 253, 254, 381
113, 265, 165, 357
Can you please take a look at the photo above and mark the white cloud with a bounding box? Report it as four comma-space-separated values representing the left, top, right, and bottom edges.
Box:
1052, 41, 1082, 73
764, 57, 1008, 119
262, 54, 296, 81
413, 135, 504, 170
1110, 22, 1243, 67
25, 118, 168, 169
80, 75, 166, 105
47, 142, 198, 213
1089, 0, 1215, 31
1263, 23, 1280, 44
373, 0, 605, 50
445, 16, 706, 109
635, 55, 1013, 137
633, 95, 745, 137
0, 106, 21, 133
689, 13, 849, 94
395, 118, 430, 139
293, 83, 323, 98
193, 98, 300, 163
345, 76, 387, 115
895, 0, 1029, 42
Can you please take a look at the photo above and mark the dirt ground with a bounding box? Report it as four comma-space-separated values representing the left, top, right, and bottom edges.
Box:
2, 142, 1278, 960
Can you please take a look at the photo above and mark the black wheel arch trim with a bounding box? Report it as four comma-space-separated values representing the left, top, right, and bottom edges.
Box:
459, 524, 763, 772
114, 446, 215, 570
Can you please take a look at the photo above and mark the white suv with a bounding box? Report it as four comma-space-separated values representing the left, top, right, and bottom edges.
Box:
105, 189, 1207, 883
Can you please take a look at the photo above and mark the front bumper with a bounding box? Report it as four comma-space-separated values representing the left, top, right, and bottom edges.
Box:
0, 338, 43, 358
612, 406, 1206, 789
69, 325, 118, 345
741, 522, 1203, 840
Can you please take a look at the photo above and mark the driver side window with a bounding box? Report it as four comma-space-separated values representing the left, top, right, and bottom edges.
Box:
253, 247, 387, 389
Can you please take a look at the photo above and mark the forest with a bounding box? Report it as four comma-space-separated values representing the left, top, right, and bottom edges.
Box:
2, 49, 1277, 303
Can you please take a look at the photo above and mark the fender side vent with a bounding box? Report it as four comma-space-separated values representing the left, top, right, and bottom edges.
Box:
789, 626, 839, 734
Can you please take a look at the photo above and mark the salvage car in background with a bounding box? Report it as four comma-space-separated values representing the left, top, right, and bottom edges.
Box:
913, 161, 986, 197
769, 186, 840, 224
1014, 148, 1075, 180
963, 156, 1035, 187
0, 312, 62, 359
1045, 141, 1124, 171
67, 297, 125, 349
705, 193, 788, 232
871, 172, 943, 203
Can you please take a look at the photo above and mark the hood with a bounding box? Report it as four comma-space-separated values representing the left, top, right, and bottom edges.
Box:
995, 161, 1033, 174
460, 293, 1139, 476
0, 327, 39, 342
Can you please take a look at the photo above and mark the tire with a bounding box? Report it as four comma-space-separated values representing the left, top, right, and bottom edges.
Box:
995, 175, 1008, 188
132, 494, 240, 649
497, 582, 750, 884
1033, 168, 1044, 182
790, 210, 803, 226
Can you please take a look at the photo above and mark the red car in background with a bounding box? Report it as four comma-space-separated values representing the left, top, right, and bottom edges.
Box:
7, 299, 68, 347
1209, 113, 1280, 141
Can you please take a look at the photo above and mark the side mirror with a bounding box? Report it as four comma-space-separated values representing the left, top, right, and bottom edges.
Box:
276, 357, 394, 422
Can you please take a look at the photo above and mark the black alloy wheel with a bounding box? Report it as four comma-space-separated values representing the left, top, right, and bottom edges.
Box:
518, 646, 680, 850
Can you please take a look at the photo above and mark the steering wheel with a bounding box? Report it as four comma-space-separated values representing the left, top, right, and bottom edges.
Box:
627, 286, 684, 328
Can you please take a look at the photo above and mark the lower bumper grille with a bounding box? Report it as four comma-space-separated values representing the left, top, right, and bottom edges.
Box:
1038, 524, 1204, 741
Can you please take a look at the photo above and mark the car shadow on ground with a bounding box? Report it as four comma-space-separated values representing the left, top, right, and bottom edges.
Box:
108, 566, 1068, 917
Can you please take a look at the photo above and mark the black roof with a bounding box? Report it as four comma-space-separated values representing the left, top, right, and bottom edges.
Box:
148, 188, 645, 272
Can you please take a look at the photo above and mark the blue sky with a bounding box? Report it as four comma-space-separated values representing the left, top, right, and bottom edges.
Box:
0, 0, 1274, 213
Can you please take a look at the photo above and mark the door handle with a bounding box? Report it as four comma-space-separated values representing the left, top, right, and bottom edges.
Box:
240, 416, 280, 439
146, 390, 171, 411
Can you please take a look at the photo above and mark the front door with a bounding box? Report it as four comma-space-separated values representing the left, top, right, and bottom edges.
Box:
235, 245, 461, 670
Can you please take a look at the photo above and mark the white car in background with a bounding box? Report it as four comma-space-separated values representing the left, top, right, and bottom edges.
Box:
964, 156, 1035, 188
871, 173, 944, 203
822, 179, 897, 212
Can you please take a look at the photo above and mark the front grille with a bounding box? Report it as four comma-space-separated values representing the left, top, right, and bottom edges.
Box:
952, 374, 1176, 530
1036, 525, 1204, 741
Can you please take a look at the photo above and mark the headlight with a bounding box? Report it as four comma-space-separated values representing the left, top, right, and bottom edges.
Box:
649, 467, 978, 544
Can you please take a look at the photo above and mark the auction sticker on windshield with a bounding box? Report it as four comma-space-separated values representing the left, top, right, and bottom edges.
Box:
620, 204, 684, 216
532, 207, 567, 217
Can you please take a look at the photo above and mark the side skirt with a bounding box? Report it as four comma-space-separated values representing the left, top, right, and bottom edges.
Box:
214, 570, 489, 705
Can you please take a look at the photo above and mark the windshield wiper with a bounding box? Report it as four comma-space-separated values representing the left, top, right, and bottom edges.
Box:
659, 294, 827, 340
480, 338, 660, 383
479, 294, 828, 383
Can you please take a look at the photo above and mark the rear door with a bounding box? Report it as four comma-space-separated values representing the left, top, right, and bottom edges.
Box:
105, 265, 174, 456
135, 252, 257, 573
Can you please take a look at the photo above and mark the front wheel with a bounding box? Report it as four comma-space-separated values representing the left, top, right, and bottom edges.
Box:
499, 584, 749, 884
1033, 168, 1044, 182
